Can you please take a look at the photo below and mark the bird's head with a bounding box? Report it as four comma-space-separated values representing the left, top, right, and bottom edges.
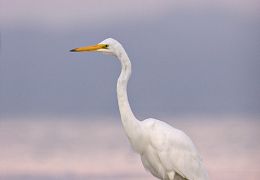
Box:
70, 38, 122, 57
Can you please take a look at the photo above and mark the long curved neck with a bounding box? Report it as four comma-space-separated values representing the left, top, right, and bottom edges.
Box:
117, 55, 135, 121
116, 48, 142, 149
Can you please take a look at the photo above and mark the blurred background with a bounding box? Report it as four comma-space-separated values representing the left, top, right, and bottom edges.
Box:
1, 0, 260, 179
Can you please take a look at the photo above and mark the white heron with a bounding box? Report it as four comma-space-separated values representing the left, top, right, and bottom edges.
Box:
70, 38, 208, 180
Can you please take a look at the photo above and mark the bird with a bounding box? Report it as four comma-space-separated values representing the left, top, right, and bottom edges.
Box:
70, 38, 208, 180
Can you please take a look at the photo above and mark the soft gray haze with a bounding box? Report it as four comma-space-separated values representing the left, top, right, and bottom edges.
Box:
1, 0, 260, 117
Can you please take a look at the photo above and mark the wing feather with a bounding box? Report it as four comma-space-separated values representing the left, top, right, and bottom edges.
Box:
142, 119, 208, 180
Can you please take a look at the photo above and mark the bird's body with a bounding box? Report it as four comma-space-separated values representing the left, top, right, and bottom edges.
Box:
71, 38, 208, 180
137, 118, 207, 180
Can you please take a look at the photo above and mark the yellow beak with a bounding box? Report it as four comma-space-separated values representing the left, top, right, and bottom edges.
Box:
70, 44, 107, 52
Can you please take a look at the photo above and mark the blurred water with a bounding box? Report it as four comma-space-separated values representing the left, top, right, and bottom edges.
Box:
0, 116, 259, 180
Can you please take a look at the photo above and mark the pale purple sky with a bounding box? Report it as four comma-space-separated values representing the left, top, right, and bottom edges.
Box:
1, 0, 259, 28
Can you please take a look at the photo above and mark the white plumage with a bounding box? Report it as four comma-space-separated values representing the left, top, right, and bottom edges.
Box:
70, 38, 208, 180
140, 119, 207, 179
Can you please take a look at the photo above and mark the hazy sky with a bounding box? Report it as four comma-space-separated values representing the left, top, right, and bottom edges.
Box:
1, 0, 259, 27
1, 0, 260, 117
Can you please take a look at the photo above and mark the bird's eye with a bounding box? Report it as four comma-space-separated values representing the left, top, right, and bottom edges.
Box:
104, 44, 109, 48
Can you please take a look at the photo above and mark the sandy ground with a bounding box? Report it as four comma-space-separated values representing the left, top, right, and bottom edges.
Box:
0, 115, 259, 180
